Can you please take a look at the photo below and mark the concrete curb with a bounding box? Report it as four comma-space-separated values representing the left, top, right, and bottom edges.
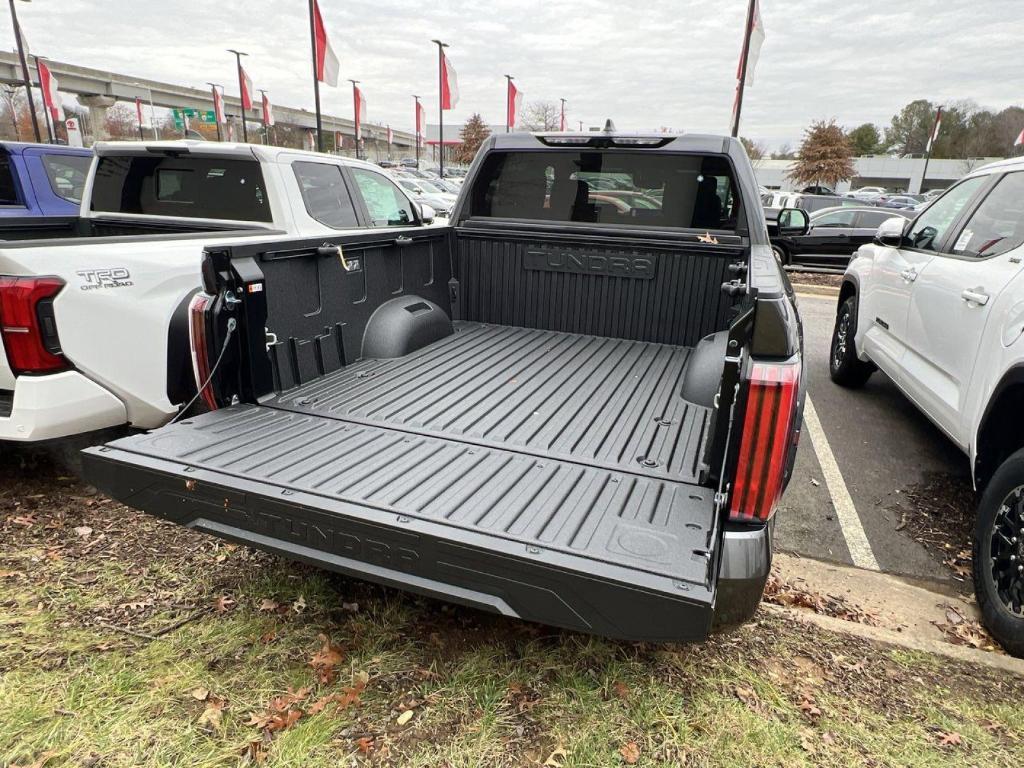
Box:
792, 283, 840, 298
761, 603, 1024, 676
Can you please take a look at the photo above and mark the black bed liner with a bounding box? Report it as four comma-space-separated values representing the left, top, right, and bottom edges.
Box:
84, 324, 721, 641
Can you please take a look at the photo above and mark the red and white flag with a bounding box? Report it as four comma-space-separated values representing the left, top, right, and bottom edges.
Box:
135, 97, 145, 132
353, 85, 366, 140
312, 0, 340, 87
507, 80, 523, 129
925, 106, 943, 153
239, 66, 253, 111
261, 92, 274, 126
36, 59, 63, 122
1015, 127, 1024, 147
441, 53, 459, 110
212, 85, 226, 124
386, 125, 393, 145
416, 101, 427, 146
740, 0, 766, 86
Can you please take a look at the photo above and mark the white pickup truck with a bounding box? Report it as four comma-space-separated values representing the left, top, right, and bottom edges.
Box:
0, 141, 436, 442
829, 156, 1024, 656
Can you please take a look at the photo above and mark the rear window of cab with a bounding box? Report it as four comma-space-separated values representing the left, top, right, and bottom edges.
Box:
468, 150, 741, 231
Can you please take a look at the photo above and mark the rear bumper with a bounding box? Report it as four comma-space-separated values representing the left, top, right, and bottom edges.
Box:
0, 371, 127, 442
713, 523, 773, 628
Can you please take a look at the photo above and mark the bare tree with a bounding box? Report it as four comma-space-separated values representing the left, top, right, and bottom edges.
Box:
740, 136, 767, 167
521, 100, 560, 132
0, 86, 21, 141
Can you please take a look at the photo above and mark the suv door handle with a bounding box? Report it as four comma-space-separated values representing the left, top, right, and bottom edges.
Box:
395, 236, 414, 247
900, 267, 918, 282
961, 288, 990, 306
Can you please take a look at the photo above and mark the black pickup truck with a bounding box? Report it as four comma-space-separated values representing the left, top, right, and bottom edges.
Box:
83, 131, 807, 642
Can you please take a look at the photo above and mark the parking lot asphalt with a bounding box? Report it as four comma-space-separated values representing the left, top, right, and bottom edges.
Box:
775, 292, 969, 584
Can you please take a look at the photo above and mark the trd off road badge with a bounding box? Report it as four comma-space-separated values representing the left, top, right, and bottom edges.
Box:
77, 267, 133, 290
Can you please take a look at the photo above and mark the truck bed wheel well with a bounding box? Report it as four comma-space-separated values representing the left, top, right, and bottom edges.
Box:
976, 378, 1024, 490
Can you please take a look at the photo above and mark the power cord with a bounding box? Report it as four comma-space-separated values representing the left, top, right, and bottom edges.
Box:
170, 317, 237, 424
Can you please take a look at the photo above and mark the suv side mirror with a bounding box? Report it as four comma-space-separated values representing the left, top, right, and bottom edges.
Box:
417, 202, 436, 225
778, 207, 810, 236
875, 216, 906, 247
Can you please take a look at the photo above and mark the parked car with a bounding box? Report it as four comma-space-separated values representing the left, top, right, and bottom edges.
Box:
0, 141, 434, 443
829, 156, 1024, 655
787, 193, 867, 214
767, 205, 914, 270
83, 130, 809, 645
847, 186, 887, 202
801, 185, 836, 195
875, 194, 921, 209
395, 177, 457, 216
0, 142, 92, 217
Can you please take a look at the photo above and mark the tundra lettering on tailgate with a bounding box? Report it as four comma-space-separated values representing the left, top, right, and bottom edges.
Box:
524, 248, 655, 279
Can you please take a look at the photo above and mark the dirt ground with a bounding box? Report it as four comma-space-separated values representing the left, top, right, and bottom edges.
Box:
2, 448, 1023, 767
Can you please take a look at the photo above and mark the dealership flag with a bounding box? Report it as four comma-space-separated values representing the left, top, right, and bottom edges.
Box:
36, 58, 63, 122
212, 85, 226, 124
262, 92, 275, 126
312, 0, 340, 86
239, 66, 253, 111
742, 0, 765, 86
353, 85, 366, 140
441, 53, 459, 110
416, 101, 427, 146
507, 80, 523, 129
925, 106, 943, 153
1016, 127, 1024, 147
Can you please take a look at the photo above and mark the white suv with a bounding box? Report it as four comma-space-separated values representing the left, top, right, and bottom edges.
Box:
829, 157, 1024, 655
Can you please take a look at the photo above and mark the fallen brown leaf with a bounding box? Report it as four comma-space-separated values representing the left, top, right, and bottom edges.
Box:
213, 595, 236, 613
543, 746, 568, 767
309, 634, 344, 684
619, 741, 641, 764
258, 598, 280, 612
612, 681, 630, 700
936, 731, 963, 747
198, 698, 225, 731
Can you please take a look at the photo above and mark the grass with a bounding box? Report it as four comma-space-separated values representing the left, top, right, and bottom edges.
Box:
1, 451, 1023, 767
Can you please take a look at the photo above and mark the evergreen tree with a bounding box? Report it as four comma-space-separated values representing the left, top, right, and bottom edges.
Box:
456, 113, 491, 164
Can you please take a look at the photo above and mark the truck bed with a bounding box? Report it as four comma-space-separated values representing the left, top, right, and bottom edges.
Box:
84, 323, 720, 641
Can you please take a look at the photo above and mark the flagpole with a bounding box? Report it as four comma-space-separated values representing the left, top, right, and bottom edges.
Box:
920, 105, 942, 193
730, 0, 756, 138
504, 75, 514, 133
308, 0, 324, 151
413, 95, 421, 168
207, 83, 223, 141
8, 0, 41, 142
560, 98, 566, 131
134, 98, 144, 141
259, 89, 270, 145
432, 39, 448, 177
227, 48, 249, 142
32, 56, 54, 143
348, 79, 360, 159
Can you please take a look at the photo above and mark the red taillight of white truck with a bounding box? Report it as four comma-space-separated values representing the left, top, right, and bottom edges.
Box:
728, 361, 801, 523
188, 292, 218, 411
0, 276, 68, 375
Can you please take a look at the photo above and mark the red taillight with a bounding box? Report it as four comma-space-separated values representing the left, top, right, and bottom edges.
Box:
188, 292, 218, 411
729, 361, 801, 523
0, 276, 67, 375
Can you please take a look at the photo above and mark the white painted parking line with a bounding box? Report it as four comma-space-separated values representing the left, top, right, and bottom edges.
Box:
802, 395, 881, 571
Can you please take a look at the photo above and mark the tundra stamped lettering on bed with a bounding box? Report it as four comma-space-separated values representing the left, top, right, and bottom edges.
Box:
524, 248, 654, 278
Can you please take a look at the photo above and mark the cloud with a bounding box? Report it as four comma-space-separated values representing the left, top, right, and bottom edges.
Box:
4, 0, 1022, 148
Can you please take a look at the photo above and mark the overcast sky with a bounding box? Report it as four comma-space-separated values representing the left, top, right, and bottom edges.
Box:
5, 0, 1023, 148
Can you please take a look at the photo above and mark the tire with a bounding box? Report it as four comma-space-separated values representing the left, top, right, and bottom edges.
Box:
771, 244, 790, 267
973, 448, 1024, 658
829, 296, 874, 388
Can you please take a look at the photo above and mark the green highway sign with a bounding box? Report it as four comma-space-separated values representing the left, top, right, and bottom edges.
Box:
172, 108, 218, 128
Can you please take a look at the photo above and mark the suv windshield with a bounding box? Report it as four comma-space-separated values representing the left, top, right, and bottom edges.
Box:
469, 150, 740, 231
90, 155, 272, 221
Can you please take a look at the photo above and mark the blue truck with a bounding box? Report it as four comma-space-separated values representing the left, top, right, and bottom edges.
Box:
0, 142, 92, 217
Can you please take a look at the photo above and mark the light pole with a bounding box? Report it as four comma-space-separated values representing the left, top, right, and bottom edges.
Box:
413, 94, 421, 168
227, 48, 248, 142
431, 39, 448, 177
348, 79, 360, 159
560, 98, 566, 132
504, 74, 514, 133
8, 0, 40, 142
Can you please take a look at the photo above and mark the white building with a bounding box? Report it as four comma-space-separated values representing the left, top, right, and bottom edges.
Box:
753, 155, 1007, 194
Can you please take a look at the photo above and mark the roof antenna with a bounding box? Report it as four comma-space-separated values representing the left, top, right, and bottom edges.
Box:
603, 119, 616, 132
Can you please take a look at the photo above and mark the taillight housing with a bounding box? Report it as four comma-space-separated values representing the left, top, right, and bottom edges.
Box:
188, 292, 218, 411
0, 276, 68, 375
729, 360, 802, 523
